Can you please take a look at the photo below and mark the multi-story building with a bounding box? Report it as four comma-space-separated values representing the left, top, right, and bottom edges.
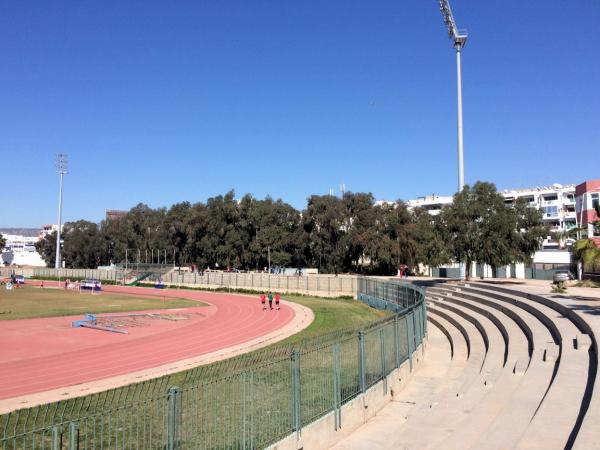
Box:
501, 183, 577, 249
106, 210, 128, 221
575, 179, 600, 239
403, 183, 579, 249
379, 179, 600, 279
405, 195, 453, 216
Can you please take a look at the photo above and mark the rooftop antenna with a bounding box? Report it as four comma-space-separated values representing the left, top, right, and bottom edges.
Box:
55, 154, 68, 269
340, 183, 346, 197
439, 0, 468, 192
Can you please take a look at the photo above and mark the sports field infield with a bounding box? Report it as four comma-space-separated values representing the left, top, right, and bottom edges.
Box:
0, 285, 204, 320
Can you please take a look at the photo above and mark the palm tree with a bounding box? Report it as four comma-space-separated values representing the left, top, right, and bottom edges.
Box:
551, 230, 569, 249
574, 238, 600, 273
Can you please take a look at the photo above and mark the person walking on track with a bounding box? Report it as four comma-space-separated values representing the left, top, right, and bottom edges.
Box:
268, 292, 274, 310
275, 293, 281, 310
260, 293, 267, 310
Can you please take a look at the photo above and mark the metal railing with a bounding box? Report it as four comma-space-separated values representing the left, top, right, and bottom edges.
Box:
0, 279, 426, 449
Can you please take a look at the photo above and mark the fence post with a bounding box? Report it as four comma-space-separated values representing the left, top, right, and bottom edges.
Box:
394, 315, 400, 369
406, 314, 414, 371
167, 386, 180, 450
422, 295, 427, 335
52, 425, 62, 450
242, 372, 247, 449
291, 350, 301, 437
68, 421, 79, 450
380, 328, 387, 395
358, 331, 366, 393
332, 343, 341, 430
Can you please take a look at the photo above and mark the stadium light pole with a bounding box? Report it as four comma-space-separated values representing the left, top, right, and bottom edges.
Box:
54, 154, 68, 269
439, 0, 468, 192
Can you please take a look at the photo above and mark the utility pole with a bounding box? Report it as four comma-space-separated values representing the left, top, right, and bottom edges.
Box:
54, 154, 68, 269
439, 0, 468, 192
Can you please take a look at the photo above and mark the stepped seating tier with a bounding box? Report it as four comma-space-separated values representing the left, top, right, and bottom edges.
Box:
332, 281, 597, 450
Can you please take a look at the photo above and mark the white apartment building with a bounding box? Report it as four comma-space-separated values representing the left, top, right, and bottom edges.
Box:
401, 183, 577, 250
406, 195, 453, 216
1, 234, 46, 266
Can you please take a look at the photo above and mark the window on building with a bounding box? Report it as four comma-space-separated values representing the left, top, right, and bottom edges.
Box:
592, 193, 599, 209
544, 206, 558, 217
543, 194, 558, 202
566, 205, 575, 212
566, 193, 575, 201
520, 195, 535, 204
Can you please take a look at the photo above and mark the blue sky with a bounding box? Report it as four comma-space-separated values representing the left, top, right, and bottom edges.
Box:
2, 1, 599, 227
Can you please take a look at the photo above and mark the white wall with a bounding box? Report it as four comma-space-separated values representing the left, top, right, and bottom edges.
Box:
533, 251, 572, 264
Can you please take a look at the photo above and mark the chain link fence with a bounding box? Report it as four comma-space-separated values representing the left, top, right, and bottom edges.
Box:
0, 278, 426, 449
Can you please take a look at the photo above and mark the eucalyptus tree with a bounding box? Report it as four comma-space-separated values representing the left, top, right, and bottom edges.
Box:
439, 182, 546, 279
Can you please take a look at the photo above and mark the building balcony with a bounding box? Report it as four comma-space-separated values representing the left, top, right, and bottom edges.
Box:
543, 213, 560, 219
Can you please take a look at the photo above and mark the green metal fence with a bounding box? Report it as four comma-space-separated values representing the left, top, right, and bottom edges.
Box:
0, 278, 426, 449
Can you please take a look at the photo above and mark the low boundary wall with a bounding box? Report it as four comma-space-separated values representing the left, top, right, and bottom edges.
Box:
0, 267, 358, 297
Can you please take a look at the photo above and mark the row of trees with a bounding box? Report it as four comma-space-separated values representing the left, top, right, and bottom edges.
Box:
35, 182, 551, 276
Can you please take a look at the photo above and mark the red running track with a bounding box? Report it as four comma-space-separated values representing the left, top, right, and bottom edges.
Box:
0, 284, 294, 400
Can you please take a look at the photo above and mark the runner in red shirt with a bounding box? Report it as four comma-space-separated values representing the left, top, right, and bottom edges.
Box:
275, 293, 281, 310
260, 293, 267, 310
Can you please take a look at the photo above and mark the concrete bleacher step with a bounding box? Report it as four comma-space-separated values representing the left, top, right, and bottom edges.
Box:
426, 284, 563, 449
427, 285, 568, 449
429, 290, 531, 371
333, 282, 597, 450
428, 286, 535, 358
385, 299, 510, 449
458, 283, 591, 449
425, 295, 535, 449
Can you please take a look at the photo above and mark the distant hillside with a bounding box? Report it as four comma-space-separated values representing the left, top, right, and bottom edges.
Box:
0, 228, 40, 237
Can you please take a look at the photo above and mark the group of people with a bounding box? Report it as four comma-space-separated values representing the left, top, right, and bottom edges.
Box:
260, 292, 281, 310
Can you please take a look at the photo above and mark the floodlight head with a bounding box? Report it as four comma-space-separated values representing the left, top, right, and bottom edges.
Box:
454, 29, 468, 50
56, 153, 68, 175
439, 0, 467, 50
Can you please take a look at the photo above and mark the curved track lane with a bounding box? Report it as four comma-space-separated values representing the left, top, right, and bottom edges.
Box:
0, 284, 295, 400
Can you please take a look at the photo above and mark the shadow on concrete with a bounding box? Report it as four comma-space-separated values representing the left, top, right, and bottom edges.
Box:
566, 303, 600, 316
552, 295, 600, 302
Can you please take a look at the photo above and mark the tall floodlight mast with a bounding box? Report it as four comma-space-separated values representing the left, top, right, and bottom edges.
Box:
55, 154, 68, 269
439, 0, 468, 192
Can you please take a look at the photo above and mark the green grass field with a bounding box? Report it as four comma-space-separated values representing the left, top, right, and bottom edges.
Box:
0, 286, 204, 320
281, 295, 390, 343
